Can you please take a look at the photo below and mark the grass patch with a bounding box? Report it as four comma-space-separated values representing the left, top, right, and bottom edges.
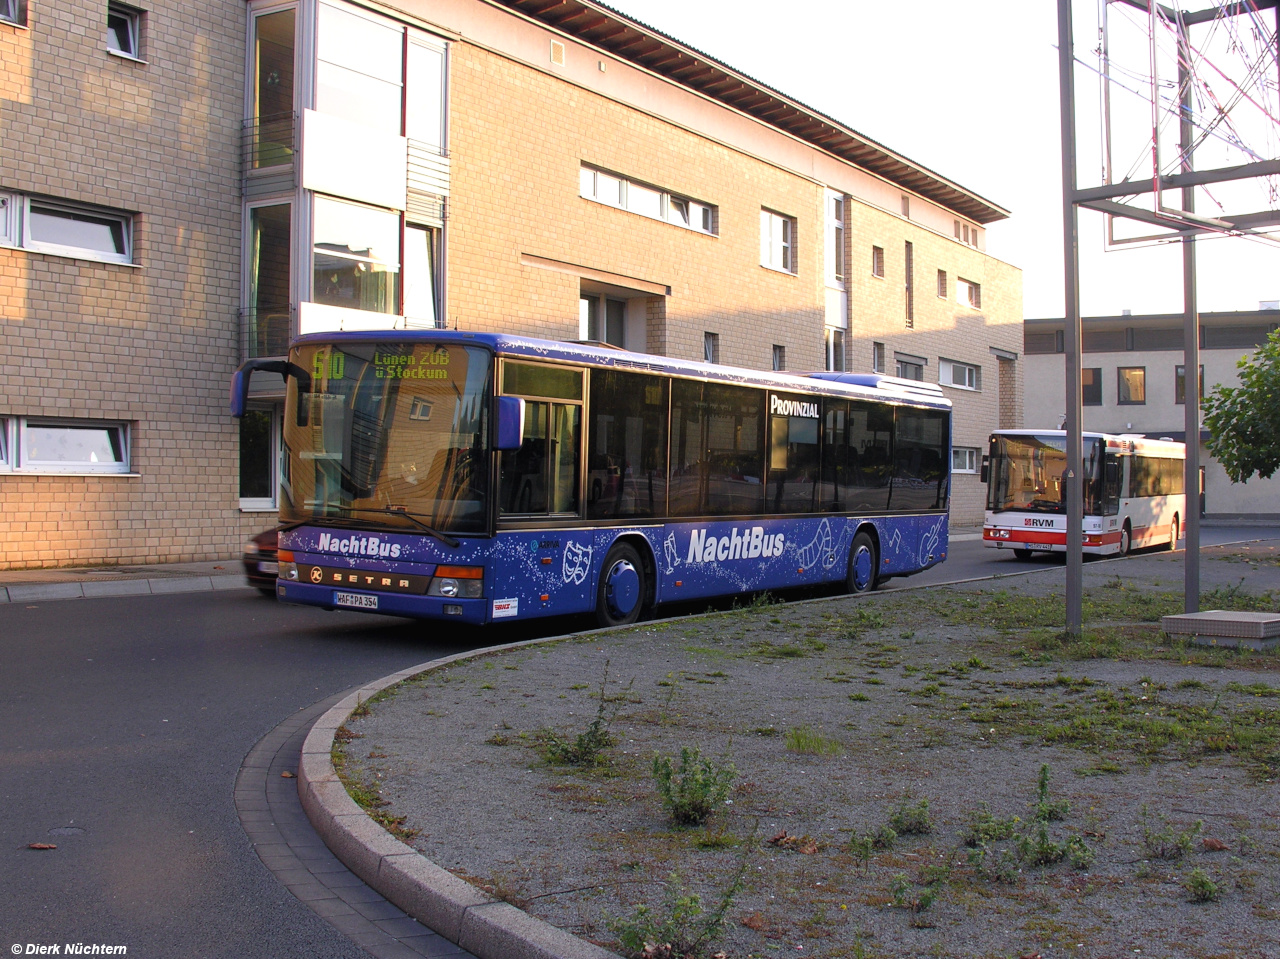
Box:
784, 725, 844, 756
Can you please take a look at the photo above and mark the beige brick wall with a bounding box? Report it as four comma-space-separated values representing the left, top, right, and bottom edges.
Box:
445, 45, 828, 373
0, 1, 251, 569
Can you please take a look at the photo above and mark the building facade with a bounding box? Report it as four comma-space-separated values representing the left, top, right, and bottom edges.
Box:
1, 0, 1022, 570
1023, 310, 1280, 517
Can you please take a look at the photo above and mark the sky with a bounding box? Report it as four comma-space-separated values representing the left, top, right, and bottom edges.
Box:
602, 0, 1280, 319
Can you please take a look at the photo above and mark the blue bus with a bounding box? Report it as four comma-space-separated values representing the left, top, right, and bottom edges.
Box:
231, 331, 951, 626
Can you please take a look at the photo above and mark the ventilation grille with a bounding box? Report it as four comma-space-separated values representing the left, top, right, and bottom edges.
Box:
550, 39, 565, 66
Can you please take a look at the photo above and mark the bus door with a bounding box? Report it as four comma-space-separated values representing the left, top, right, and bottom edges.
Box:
495, 361, 593, 615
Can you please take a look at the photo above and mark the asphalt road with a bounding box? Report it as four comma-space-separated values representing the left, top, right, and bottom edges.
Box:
1, 525, 1271, 958
0, 592, 479, 959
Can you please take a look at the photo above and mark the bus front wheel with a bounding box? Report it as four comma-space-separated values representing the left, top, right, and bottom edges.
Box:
596, 542, 647, 627
1167, 515, 1179, 551
1013, 548, 1033, 560
846, 531, 878, 594
1119, 522, 1132, 556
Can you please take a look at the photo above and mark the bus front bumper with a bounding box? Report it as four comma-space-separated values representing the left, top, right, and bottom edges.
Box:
277, 580, 490, 624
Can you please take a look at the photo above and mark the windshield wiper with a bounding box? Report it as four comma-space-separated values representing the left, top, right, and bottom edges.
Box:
333, 507, 461, 548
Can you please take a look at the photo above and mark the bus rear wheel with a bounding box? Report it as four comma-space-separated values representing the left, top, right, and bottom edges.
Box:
1167, 515, 1179, 551
596, 542, 647, 627
846, 531, 878, 594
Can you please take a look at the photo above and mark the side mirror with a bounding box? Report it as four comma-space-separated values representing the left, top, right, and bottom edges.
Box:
495, 396, 526, 451
980, 454, 990, 484
229, 359, 312, 418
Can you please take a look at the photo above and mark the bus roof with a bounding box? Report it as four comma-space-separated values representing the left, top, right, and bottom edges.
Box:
292, 329, 953, 411
989, 429, 1185, 457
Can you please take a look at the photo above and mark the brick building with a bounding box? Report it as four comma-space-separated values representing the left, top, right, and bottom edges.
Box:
1023, 309, 1280, 517
0, 0, 1022, 570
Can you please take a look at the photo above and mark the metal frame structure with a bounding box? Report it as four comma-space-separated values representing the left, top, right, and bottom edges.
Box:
1058, 0, 1280, 631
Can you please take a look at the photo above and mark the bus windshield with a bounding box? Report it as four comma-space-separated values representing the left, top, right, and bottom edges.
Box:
986, 433, 1106, 515
281, 341, 492, 534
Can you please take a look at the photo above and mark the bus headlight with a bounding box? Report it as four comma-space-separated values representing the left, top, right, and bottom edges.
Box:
428, 565, 483, 598
280, 562, 298, 581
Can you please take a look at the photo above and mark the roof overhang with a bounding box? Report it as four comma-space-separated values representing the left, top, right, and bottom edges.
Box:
492, 0, 1009, 224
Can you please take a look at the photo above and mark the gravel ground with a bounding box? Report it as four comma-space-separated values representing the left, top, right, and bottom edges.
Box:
338, 543, 1280, 959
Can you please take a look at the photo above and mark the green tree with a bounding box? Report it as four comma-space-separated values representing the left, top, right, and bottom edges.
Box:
1202, 329, 1280, 482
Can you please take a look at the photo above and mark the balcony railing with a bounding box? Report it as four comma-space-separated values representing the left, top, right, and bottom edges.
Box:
242, 112, 297, 175
241, 305, 293, 360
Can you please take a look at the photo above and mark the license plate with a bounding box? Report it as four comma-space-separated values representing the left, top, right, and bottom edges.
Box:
335, 591, 378, 609
257, 561, 279, 574
1025, 542, 1053, 551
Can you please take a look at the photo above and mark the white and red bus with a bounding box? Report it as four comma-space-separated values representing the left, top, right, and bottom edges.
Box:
982, 430, 1185, 558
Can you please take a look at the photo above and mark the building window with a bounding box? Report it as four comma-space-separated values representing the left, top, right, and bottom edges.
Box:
106, 2, 142, 59
895, 354, 925, 381
406, 38, 446, 149
825, 192, 844, 287
760, 209, 795, 273
316, 1, 404, 134
940, 359, 980, 390
1118, 367, 1146, 405
0, 193, 133, 264
312, 196, 400, 313
952, 447, 980, 473
1175, 364, 1204, 405
580, 165, 717, 234
1082, 367, 1102, 406
1, 0, 27, 26
404, 224, 440, 328
704, 332, 720, 364
249, 7, 296, 170
871, 245, 884, 278
580, 293, 626, 347
872, 341, 885, 373
240, 408, 279, 508
957, 277, 982, 309
246, 202, 292, 357
904, 241, 914, 328
901, 195, 910, 218
937, 269, 947, 299
772, 345, 786, 372
0, 418, 130, 473
824, 329, 845, 372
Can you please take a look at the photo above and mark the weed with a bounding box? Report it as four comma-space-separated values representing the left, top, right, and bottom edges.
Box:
541, 664, 632, 767
784, 724, 844, 756
693, 825, 737, 850
1033, 764, 1070, 822
652, 746, 736, 827
888, 796, 932, 835
849, 692, 871, 702
962, 805, 1019, 847
849, 825, 897, 871
1184, 867, 1222, 902
889, 872, 938, 921
1140, 806, 1202, 860
1066, 834, 1096, 870
608, 857, 749, 959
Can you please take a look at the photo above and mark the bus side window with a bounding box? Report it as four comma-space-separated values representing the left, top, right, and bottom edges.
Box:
587, 370, 668, 519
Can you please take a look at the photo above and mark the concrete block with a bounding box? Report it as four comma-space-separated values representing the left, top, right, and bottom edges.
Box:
7, 583, 85, 601
82, 579, 153, 598
376, 852, 492, 944
458, 901, 619, 959
148, 576, 213, 594
1163, 610, 1280, 651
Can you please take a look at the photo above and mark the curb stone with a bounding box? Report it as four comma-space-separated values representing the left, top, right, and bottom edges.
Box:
0, 573, 250, 603
298, 646, 625, 959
